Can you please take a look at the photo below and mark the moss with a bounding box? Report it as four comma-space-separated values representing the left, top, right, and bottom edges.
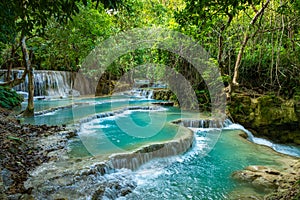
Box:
229, 93, 300, 144
0, 86, 24, 109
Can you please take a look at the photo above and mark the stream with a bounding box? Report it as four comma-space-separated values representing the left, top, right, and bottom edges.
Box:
19, 90, 300, 199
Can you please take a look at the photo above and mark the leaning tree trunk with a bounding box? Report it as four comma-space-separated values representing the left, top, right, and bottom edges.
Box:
21, 36, 34, 116
231, 0, 271, 89
0, 69, 28, 88
218, 14, 233, 76
0, 39, 29, 88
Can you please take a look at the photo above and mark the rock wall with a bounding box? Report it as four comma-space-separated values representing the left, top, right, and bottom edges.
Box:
228, 93, 300, 144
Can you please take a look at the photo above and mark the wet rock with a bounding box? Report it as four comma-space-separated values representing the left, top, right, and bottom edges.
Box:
92, 187, 105, 200
232, 160, 300, 199
153, 89, 175, 101
230, 195, 263, 200
239, 132, 248, 139
0, 169, 8, 200
232, 166, 282, 191
229, 93, 300, 144
20, 194, 34, 200
152, 102, 174, 106
120, 187, 133, 196
1, 168, 14, 188
0, 108, 68, 196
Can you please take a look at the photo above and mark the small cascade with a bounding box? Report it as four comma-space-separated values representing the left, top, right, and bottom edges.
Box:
129, 88, 154, 99
0, 70, 80, 98
147, 90, 153, 99
25, 123, 194, 199
78, 106, 164, 124
150, 82, 167, 88
173, 118, 226, 129
107, 128, 194, 170
16, 91, 29, 99
25, 159, 137, 199
224, 121, 300, 157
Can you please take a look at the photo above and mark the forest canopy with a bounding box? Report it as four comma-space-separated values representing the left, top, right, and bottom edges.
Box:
0, 0, 299, 98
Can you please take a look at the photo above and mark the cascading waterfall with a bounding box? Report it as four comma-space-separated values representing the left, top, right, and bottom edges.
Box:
173, 118, 300, 157
224, 122, 300, 157
20, 91, 300, 199
128, 88, 154, 99
173, 118, 228, 129
77, 106, 164, 124
147, 90, 153, 99
107, 129, 194, 170
0, 70, 79, 98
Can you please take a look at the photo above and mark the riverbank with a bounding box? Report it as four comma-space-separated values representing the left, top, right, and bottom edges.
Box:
0, 108, 74, 199
230, 136, 300, 199
228, 90, 300, 145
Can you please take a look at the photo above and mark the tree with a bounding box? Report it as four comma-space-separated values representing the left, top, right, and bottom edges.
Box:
232, 0, 271, 87
0, 0, 87, 116
30, 3, 112, 72
176, 0, 279, 97
0, 0, 119, 116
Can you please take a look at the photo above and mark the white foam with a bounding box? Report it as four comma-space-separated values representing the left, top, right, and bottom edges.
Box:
224, 122, 300, 157
42, 110, 58, 116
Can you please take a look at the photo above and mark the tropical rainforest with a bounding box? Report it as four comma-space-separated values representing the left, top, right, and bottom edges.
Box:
0, 0, 300, 199
1, 0, 300, 97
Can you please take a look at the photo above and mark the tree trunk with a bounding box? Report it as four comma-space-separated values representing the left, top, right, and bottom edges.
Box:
218, 14, 233, 76
0, 43, 28, 88
231, 0, 271, 88
232, 32, 250, 86
21, 36, 34, 116
0, 69, 28, 88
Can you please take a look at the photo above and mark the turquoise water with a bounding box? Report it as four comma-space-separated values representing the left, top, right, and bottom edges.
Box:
126, 129, 287, 199
70, 106, 201, 156
76, 114, 181, 156
21, 94, 299, 199
21, 96, 161, 125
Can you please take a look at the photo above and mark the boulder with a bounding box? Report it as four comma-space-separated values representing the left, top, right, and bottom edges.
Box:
232, 160, 300, 199
229, 93, 300, 144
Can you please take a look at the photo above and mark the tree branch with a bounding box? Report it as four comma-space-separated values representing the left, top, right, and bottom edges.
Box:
232, 0, 271, 87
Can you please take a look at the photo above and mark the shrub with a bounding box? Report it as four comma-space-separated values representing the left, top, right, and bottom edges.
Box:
0, 86, 24, 109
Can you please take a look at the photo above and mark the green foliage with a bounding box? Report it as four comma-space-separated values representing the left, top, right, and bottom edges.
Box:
29, 2, 112, 71
0, 86, 23, 109
1, 0, 300, 100
0, 0, 87, 44
175, 0, 300, 96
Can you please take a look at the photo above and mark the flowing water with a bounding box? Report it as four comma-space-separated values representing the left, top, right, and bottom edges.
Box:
126, 129, 289, 200
18, 86, 300, 199
0, 70, 76, 97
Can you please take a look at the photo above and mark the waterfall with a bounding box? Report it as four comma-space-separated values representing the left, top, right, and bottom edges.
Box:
129, 88, 154, 99
172, 118, 226, 129
107, 128, 194, 170
174, 118, 300, 157
224, 121, 300, 157
147, 90, 153, 99
0, 70, 80, 98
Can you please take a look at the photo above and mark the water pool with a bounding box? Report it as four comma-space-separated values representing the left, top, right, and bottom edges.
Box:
21, 94, 300, 199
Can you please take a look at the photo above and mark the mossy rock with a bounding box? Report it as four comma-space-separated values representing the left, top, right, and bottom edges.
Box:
0, 86, 24, 109
229, 93, 300, 144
